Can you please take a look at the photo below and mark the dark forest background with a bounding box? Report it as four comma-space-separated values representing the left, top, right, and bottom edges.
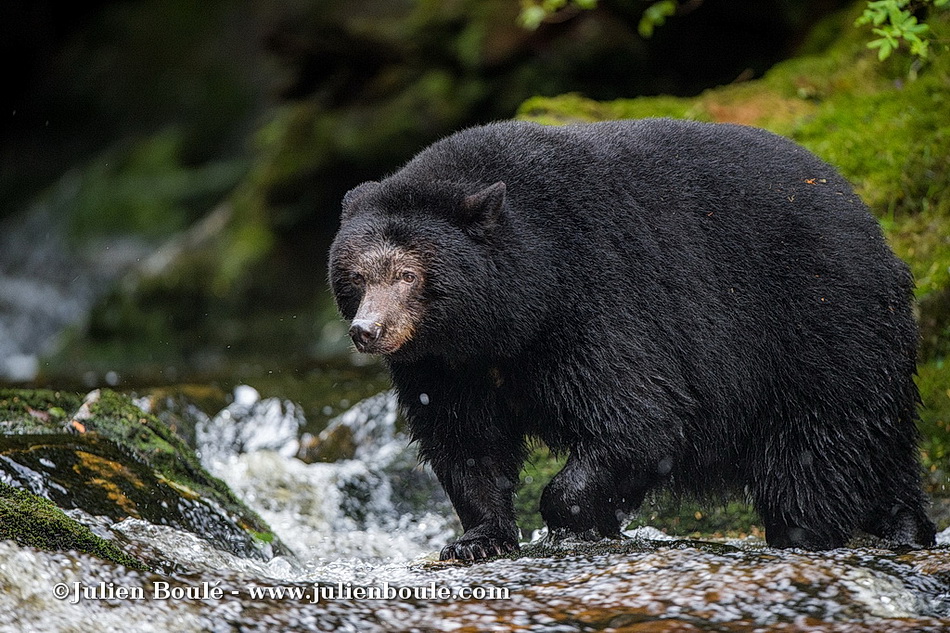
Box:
1, 0, 948, 535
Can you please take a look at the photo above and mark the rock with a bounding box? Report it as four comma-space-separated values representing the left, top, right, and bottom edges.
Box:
0, 482, 148, 571
0, 388, 289, 565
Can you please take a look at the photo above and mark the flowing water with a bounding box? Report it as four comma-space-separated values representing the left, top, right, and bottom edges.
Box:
0, 194, 151, 383
2, 387, 949, 632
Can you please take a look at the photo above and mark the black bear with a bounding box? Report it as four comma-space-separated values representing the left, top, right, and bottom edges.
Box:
328, 119, 936, 561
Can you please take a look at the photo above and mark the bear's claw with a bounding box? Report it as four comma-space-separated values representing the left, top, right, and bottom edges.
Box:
439, 535, 518, 561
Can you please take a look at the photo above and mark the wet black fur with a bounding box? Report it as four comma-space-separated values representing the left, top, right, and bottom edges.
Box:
328, 119, 936, 560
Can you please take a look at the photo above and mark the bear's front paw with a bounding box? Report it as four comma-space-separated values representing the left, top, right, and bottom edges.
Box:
439, 527, 518, 562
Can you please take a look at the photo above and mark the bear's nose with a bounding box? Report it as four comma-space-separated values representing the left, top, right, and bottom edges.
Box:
349, 319, 382, 349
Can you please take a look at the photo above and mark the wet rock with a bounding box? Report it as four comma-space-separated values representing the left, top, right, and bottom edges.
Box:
300, 390, 397, 464
302, 422, 357, 463
0, 481, 147, 570
0, 388, 289, 565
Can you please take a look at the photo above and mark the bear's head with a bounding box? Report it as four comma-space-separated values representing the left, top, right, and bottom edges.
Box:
328, 178, 507, 360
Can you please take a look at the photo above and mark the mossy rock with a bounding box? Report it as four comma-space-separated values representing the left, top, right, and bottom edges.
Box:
0, 482, 148, 571
0, 388, 287, 562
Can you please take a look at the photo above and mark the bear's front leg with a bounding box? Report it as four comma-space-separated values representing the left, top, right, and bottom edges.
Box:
391, 360, 525, 561
428, 448, 523, 561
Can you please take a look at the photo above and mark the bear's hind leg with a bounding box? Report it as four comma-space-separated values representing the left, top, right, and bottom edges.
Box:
756, 504, 850, 550
862, 498, 936, 548
540, 447, 660, 539
751, 455, 854, 550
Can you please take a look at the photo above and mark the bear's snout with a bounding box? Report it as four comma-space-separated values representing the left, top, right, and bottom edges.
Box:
349, 319, 382, 351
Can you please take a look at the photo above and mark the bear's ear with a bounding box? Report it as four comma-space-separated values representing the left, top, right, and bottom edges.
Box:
460, 181, 506, 229
341, 181, 379, 216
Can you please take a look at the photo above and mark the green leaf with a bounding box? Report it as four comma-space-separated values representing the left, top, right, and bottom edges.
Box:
519, 5, 548, 30
639, 0, 677, 38
879, 39, 894, 60
888, 5, 908, 27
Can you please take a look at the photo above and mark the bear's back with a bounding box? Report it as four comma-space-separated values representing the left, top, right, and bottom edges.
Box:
396, 119, 899, 287
391, 119, 916, 415
400, 119, 872, 237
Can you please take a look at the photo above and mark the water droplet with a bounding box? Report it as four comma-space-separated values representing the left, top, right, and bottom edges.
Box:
233, 385, 260, 407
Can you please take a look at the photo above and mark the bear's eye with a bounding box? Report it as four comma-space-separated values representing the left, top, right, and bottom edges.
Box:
348, 271, 365, 286
400, 271, 417, 284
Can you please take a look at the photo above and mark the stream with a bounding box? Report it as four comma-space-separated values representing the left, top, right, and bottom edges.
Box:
2, 385, 949, 632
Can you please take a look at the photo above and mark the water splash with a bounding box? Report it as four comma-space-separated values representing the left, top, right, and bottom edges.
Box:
195, 385, 304, 466
0, 541, 208, 633
195, 388, 456, 570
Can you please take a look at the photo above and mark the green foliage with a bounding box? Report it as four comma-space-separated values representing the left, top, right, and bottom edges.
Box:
917, 359, 950, 496
518, 0, 598, 30
855, 0, 949, 60
516, 445, 567, 533
518, 0, 680, 34
60, 129, 247, 242
517, 0, 950, 62
630, 496, 762, 538
639, 1, 678, 38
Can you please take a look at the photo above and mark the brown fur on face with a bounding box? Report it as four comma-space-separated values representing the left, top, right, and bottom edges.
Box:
337, 242, 427, 355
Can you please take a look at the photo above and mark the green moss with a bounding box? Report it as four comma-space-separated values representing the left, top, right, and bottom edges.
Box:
0, 389, 82, 433
0, 388, 285, 559
248, 529, 275, 545
918, 359, 950, 493
83, 390, 276, 540
518, 6, 950, 302
518, 92, 701, 126
0, 482, 148, 570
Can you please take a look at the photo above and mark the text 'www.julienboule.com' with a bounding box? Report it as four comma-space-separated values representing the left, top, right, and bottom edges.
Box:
52, 581, 512, 604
